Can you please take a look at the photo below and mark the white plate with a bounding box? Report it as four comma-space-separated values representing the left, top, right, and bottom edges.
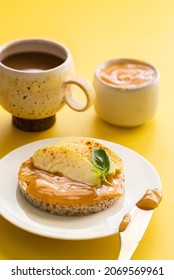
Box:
0, 138, 161, 240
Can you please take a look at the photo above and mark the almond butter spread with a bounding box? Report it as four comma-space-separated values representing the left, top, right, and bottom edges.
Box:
119, 213, 131, 232
18, 158, 124, 207
99, 62, 157, 89
136, 188, 162, 210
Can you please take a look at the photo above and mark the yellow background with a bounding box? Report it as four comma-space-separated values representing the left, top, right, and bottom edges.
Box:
0, 0, 173, 260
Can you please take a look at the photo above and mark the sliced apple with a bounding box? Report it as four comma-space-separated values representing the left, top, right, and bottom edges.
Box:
54, 137, 123, 175
32, 144, 101, 187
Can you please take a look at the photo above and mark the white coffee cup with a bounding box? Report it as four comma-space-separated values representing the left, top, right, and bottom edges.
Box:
93, 58, 160, 127
0, 38, 95, 131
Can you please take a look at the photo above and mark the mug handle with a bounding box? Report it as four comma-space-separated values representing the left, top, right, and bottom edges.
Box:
63, 77, 95, 111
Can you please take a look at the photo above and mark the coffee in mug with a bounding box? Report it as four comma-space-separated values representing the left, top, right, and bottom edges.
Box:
0, 38, 95, 131
1, 52, 64, 72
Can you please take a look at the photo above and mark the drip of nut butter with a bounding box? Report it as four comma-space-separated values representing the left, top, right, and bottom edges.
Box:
119, 188, 162, 232
119, 213, 131, 232
136, 188, 162, 210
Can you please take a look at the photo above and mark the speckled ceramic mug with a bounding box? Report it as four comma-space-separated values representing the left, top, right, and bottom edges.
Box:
0, 38, 95, 131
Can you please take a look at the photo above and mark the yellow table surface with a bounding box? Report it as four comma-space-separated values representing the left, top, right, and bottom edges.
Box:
0, 0, 173, 260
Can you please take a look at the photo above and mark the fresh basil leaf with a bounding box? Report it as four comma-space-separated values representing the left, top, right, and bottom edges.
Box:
92, 148, 111, 184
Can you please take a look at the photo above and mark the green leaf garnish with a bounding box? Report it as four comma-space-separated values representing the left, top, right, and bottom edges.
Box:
92, 148, 111, 185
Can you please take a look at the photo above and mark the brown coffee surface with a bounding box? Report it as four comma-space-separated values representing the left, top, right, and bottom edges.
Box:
2, 52, 64, 71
